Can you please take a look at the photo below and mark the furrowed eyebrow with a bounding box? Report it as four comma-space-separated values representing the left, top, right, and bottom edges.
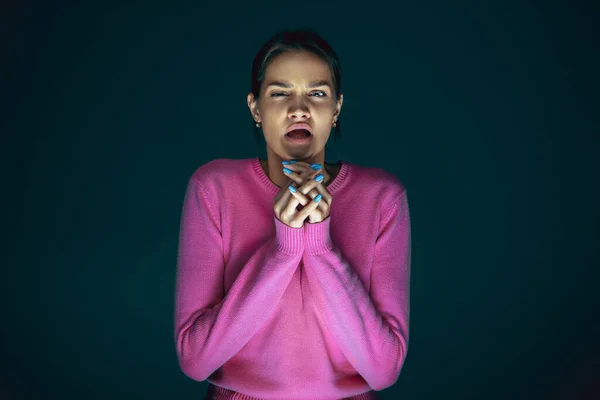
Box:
266, 80, 331, 89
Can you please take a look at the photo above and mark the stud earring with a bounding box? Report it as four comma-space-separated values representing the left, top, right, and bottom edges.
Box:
256, 122, 260, 127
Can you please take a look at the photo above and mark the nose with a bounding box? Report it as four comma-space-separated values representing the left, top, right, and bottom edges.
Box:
287, 98, 310, 120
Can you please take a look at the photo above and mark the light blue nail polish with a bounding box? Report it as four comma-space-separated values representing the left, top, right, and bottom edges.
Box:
283, 168, 292, 174
314, 174, 324, 182
288, 185, 297, 193
310, 164, 322, 170
282, 160, 297, 165
314, 194, 322, 202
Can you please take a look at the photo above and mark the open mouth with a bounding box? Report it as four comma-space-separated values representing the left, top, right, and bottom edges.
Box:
285, 129, 312, 139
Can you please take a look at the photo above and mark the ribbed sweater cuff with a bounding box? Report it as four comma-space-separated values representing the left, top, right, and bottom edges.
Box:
304, 216, 334, 255
273, 216, 305, 254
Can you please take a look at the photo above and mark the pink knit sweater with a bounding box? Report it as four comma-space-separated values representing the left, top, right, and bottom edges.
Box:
174, 157, 411, 400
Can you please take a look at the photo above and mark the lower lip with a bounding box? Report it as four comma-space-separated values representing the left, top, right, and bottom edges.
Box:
285, 134, 313, 143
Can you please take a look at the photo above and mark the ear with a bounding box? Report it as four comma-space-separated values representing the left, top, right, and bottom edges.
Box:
334, 94, 343, 118
247, 93, 260, 121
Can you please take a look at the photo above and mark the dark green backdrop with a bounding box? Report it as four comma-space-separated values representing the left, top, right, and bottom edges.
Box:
3, 1, 599, 399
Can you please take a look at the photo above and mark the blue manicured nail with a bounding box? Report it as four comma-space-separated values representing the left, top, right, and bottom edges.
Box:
283, 168, 292, 174
282, 160, 297, 164
288, 185, 297, 193
314, 174, 324, 182
314, 194, 322, 202
310, 164, 322, 170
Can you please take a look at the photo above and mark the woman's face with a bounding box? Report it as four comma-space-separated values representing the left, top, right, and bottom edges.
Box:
248, 50, 343, 160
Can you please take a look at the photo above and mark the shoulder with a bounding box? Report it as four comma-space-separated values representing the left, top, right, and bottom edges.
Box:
188, 158, 248, 185
346, 161, 407, 199
182, 158, 249, 200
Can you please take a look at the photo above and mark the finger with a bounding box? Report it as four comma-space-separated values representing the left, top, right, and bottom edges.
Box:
274, 178, 296, 209
299, 184, 320, 201
297, 194, 323, 221
283, 161, 323, 174
283, 162, 316, 179
311, 181, 333, 205
288, 185, 309, 206
284, 160, 312, 169
299, 171, 320, 183
283, 168, 310, 185
301, 181, 331, 214
288, 178, 318, 200
274, 185, 292, 209
297, 175, 323, 196
283, 186, 301, 215
304, 162, 324, 175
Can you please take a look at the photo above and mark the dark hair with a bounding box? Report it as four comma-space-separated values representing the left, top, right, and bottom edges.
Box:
250, 29, 342, 148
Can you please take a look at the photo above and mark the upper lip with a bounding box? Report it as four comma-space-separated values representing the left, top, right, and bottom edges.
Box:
286, 122, 313, 134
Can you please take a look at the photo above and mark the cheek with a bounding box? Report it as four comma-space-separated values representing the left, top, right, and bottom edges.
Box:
317, 104, 337, 119
260, 106, 284, 121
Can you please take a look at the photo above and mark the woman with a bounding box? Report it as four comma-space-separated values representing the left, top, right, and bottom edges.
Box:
174, 29, 411, 400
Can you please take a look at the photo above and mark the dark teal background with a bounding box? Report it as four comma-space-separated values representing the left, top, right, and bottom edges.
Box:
3, 1, 599, 399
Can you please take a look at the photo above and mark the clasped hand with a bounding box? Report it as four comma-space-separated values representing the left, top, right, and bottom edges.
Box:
273, 161, 333, 228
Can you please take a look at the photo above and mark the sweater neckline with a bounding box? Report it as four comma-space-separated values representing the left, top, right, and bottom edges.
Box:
251, 156, 350, 195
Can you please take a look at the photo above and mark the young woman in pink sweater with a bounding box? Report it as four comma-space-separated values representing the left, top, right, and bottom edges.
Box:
175, 29, 411, 400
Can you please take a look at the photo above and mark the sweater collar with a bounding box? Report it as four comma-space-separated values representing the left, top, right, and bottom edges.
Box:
251, 157, 350, 195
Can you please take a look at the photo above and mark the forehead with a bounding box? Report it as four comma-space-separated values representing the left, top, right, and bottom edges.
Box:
263, 51, 332, 83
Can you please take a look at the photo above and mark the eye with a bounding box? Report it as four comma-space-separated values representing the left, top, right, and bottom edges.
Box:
270, 91, 327, 97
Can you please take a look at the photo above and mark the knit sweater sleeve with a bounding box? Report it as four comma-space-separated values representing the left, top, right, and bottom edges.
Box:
301, 190, 411, 391
173, 176, 304, 381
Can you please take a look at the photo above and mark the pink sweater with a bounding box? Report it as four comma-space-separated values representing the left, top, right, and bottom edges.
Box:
174, 157, 411, 400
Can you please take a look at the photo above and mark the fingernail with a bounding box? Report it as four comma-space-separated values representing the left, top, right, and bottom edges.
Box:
310, 164, 322, 170
314, 194, 322, 202
282, 160, 297, 164
283, 168, 292, 174
314, 174, 324, 182
288, 185, 297, 193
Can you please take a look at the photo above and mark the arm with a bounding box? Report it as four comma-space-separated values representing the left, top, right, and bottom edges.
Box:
302, 191, 411, 390
173, 177, 304, 381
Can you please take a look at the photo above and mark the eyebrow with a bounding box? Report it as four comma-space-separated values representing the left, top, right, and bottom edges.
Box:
265, 80, 332, 89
